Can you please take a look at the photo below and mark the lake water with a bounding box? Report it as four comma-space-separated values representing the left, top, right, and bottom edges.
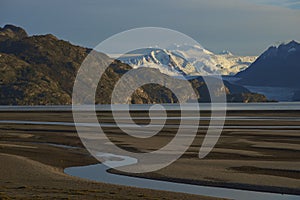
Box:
243, 86, 296, 102
1, 120, 300, 130
0, 102, 300, 111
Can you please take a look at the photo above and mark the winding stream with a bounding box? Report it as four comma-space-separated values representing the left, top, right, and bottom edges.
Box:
64, 154, 299, 200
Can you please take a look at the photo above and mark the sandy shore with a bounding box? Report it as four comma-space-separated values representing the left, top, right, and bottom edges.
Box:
0, 153, 220, 200
106, 110, 300, 195
0, 117, 219, 200
0, 110, 299, 198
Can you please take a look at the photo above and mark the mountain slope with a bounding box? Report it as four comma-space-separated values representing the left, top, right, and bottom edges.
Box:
118, 48, 198, 76
236, 40, 300, 88
0, 53, 70, 105
0, 25, 268, 105
169, 44, 257, 75
119, 44, 257, 76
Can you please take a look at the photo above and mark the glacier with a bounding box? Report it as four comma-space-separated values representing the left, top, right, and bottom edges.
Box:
118, 44, 257, 76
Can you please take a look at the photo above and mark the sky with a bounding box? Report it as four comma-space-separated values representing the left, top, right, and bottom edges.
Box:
1, 0, 300, 56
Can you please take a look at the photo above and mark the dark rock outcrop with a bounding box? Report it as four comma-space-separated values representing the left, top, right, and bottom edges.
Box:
0, 24, 28, 41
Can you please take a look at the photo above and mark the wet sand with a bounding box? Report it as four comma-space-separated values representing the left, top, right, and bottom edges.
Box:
0, 110, 299, 198
0, 112, 218, 200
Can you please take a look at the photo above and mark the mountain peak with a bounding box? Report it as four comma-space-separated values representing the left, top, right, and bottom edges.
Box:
277, 40, 299, 53
219, 50, 233, 55
0, 24, 28, 40
287, 40, 299, 44
40, 34, 59, 40
284, 40, 300, 48
261, 40, 299, 58
275, 40, 300, 48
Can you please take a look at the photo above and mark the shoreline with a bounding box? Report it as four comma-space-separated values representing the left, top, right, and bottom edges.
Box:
0, 152, 218, 200
108, 168, 300, 196
0, 109, 299, 199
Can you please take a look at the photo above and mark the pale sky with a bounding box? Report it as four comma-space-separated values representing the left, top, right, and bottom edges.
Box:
1, 0, 300, 56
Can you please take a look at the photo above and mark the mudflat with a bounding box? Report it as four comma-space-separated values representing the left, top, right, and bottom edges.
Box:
0, 111, 223, 200
0, 109, 299, 198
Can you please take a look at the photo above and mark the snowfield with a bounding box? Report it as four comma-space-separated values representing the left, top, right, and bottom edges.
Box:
118, 44, 257, 76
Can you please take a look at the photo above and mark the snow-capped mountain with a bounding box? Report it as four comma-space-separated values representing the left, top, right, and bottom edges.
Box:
118, 48, 198, 76
118, 44, 257, 76
169, 44, 257, 75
